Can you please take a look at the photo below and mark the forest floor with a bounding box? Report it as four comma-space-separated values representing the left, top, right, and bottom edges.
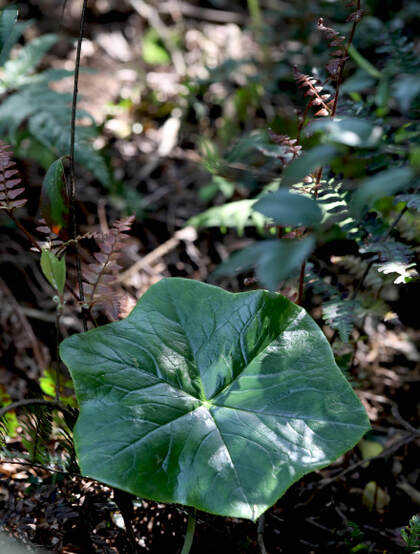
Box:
0, 0, 419, 552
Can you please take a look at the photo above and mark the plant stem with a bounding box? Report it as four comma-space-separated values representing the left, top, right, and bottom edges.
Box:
69, 0, 89, 332
113, 489, 139, 553
55, 309, 61, 402
296, 2, 362, 305
331, 0, 361, 117
297, 261, 306, 305
257, 514, 268, 554
181, 510, 197, 554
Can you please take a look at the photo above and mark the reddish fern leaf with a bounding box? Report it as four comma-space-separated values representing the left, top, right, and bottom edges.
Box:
266, 130, 303, 165
0, 140, 27, 211
83, 215, 135, 320
293, 67, 332, 116
317, 18, 348, 79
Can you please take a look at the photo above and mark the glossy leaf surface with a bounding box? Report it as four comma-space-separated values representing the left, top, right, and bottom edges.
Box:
60, 278, 369, 520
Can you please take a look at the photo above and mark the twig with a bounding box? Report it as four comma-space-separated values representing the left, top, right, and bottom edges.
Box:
0, 398, 73, 419
391, 404, 420, 437
117, 226, 197, 283
318, 433, 416, 489
69, 0, 89, 332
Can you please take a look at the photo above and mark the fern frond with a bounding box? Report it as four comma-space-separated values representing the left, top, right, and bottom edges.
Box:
265, 130, 303, 165
83, 215, 135, 319
294, 67, 333, 115
0, 13, 107, 187
316, 179, 356, 229
332, 254, 384, 291
0, 85, 111, 187
1, 33, 61, 89
20, 405, 53, 465
0, 418, 6, 451
395, 211, 420, 242
360, 238, 414, 265
0, 139, 27, 211
377, 30, 419, 74
304, 263, 361, 343
322, 298, 359, 342
361, 235, 417, 284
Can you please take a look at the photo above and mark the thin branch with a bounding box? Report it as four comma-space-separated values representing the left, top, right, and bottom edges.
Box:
331, 0, 361, 116
391, 404, 420, 437
318, 432, 415, 489
69, 0, 89, 332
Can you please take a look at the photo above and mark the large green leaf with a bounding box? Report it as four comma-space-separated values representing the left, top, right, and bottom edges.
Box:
60, 278, 369, 521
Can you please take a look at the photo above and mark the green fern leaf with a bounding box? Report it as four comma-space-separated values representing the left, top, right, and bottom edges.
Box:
2, 33, 58, 88
0, 85, 111, 186
322, 299, 359, 343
